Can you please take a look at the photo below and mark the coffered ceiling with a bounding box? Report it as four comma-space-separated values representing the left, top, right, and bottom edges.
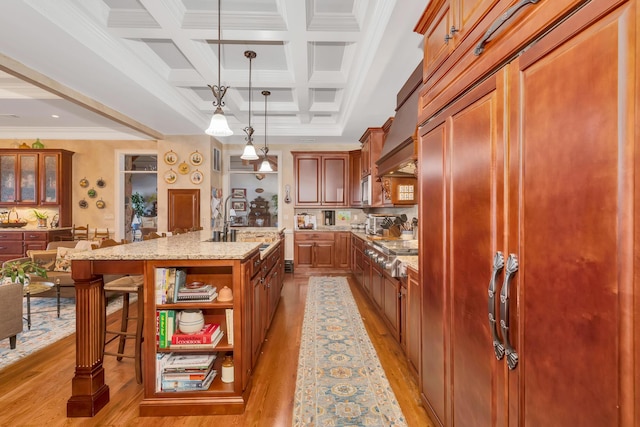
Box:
0, 0, 426, 145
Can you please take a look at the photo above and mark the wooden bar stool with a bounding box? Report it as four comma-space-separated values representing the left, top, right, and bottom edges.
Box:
103, 275, 144, 384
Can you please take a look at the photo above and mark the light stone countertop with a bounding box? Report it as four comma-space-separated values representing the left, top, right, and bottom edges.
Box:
69, 230, 262, 261
397, 255, 419, 272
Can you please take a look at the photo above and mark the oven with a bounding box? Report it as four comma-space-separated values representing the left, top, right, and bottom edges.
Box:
363, 240, 418, 277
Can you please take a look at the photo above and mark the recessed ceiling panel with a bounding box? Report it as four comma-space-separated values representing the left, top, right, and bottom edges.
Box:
144, 40, 194, 69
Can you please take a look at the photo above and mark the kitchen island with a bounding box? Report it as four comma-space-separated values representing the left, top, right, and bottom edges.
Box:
66, 230, 284, 417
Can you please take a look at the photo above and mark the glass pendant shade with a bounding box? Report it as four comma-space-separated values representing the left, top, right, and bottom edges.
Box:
205, 106, 233, 136
258, 158, 273, 172
241, 140, 259, 160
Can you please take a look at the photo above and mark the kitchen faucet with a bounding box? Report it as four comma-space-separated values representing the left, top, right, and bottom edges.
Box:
222, 194, 247, 241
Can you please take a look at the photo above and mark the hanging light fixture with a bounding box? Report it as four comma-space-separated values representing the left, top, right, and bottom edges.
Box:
205, 0, 233, 136
258, 90, 273, 172
240, 50, 259, 160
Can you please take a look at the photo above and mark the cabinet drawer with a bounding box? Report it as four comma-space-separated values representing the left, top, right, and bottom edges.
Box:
249, 252, 262, 278
0, 232, 23, 241
0, 240, 23, 254
295, 232, 334, 241
23, 231, 47, 241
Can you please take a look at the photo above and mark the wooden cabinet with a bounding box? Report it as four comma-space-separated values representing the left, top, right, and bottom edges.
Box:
294, 231, 352, 270
0, 231, 24, 262
405, 267, 420, 378
418, 1, 638, 425
349, 150, 362, 207
292, 152, 349, 207
351, 234, 364, 286
370, 260, 384, 310
382, 273, 400, 341
381, 175, 418, 206
0, 149, 73, 226
0, 228, 72, 262
359, 127, 384, 178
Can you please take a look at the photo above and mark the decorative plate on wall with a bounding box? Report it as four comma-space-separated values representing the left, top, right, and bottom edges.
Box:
79, 178, 89, 188
164, 169, 177, 184
79, 199, 88, 209
189, 151, 203, 166
178, 161, 190, 174
255, 188, 264, 193
96, 178, 106, 188
164, 150, 178, 165
96, 199, 106, 209
87, 188, 97, 198
190, 169, 203, 184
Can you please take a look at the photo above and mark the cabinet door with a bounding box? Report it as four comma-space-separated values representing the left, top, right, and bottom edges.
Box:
334, 232, 350, 268
382, 275, 399, 340
0, 153, 38, 204
314, 241, 335, 268
294, 241, 314, 268
321, 155, 348, 206
362, 255, 371, 295
371, 263, 384, 310
294, 155, 321, 206
400, 282, 407, 353
251, 273, 264, 365
406, 268, 421, 376
349, 150, 362, 207
506, 3, 635, 425
361, 138, 370, 177
39, 152, 59, 204
422, 0, 454, 80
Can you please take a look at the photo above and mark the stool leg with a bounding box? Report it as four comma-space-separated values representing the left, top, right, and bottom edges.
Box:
117, 293, 130, 361
134, 288, 144, 384
56, 279, 61, 318
26, 288, 31, 330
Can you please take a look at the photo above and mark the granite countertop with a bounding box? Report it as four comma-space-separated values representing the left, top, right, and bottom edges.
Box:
0, 226, 73, 232
397, 255, 419, 272
69, 230, 262, 261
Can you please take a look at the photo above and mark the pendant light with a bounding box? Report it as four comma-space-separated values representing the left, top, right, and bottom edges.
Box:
258, 90, 273, 172
205, 0, 233, 137
240, 50, 259, 160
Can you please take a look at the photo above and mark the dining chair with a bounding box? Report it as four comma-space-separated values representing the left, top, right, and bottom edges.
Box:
72, 224, 89, 240
93, 228, 110, 240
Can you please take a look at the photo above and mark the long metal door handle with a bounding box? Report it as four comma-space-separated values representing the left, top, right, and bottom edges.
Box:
475, 0, 540, 56
499, 254, 519, 369
488, 251, 505, 360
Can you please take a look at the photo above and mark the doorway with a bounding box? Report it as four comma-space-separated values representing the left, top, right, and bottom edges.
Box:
168, 189, 200, 232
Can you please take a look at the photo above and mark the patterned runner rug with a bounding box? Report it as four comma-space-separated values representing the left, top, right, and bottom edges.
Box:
0, 295, 127, 371
293, 276, 407, 426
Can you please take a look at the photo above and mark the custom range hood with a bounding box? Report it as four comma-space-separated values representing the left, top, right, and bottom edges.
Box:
376, 61, 422, 177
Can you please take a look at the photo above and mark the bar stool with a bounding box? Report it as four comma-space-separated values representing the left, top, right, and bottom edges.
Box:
103, 274, 144, 384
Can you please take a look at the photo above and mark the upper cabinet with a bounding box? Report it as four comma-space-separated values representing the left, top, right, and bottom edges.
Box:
348, 150, 362, 208
0, 149, 74, 226
292, 152, 349, 207
415, 0, 498, 82
359, 127, 384, 178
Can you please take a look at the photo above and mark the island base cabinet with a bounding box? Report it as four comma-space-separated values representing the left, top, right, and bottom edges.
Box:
140, 258, 253, 416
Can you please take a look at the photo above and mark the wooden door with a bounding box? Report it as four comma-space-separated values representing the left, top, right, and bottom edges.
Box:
334, 232, 350, 268
362, 255, 372, 296
349, 150, 362, 207
406, 267, 421, 376
371, 262, 384, 310
382, 274, 399, 340
505, 2, 636, 425
167, 189, 200, 232
294, 241, 313, 268
251, 273, 263, 365
314, 240, 335, 268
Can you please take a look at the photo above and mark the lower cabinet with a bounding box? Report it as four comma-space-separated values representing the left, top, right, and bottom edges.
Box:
0, 229, 73, 262
382, 273, 400, 341
370, 261, 384, 310
294, 231, 351, 269
406, 267, 420, 377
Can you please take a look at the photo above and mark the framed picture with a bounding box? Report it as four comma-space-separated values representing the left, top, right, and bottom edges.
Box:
190, 169, 203, 184
213, 147, 221, 172
231, 188, 246, 198
164, 150, 178, 165
232, 201, 246, 211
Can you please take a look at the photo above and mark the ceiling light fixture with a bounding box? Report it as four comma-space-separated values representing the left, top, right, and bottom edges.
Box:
205, 0, 233, 137
258, 90, 273, 172
240, 50, 259, 160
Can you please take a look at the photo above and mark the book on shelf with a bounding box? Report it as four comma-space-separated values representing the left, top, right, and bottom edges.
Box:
172, 323, 220, 344
176, 285, 218, 302
169, 331, 223, 350
225, 309, 234, 345
172, 269, 187, 303
163, 352, 217, 371
156, 353, 171, 392
162, 371, 209, 381
155, 267, 178, 304
161, 369, 217, 391
157, 310, 177, 348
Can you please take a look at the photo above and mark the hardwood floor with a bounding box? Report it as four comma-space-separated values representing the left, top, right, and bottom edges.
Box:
0, 273, 434, 426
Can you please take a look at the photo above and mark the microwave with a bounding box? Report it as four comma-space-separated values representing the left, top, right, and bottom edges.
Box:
361, 175, 372, 206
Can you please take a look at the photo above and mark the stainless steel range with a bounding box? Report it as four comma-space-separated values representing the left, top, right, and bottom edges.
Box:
364, 239, 418, 277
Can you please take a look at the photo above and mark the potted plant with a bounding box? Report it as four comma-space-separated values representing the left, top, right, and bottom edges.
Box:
33, 209, 48, 228
0, 259, 47, 285
130, 192, 145, 229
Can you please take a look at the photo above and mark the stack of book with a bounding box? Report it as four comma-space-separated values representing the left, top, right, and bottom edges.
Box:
176, 284, 218, 302
171, 323, 224, 349
157, 353, 218, 392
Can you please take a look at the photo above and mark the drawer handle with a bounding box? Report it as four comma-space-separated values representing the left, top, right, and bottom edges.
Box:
475, 0, 540, 56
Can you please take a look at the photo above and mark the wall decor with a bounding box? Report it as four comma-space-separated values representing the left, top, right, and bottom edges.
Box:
164, 169, 177, 184
96, 178, 106, 188
231, 188, 246, 198
79, 199, 88, 209
87, 188, 97, 198
255, 188, 264, 193
190, 169, 203, 184
163, 150, 178, 165
96, 199, 106, 209
190, 151, 203, 166
232, 201, 246, 211
178, 161, 190, 174
213, 147, 221, 172
79, 178, 89, 188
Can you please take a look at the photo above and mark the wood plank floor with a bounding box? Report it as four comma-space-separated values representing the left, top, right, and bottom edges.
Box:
0, 273, 434, 427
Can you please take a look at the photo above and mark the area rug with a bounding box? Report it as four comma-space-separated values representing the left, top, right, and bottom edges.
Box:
0, 295, 128, 371
293, 276, 407, 426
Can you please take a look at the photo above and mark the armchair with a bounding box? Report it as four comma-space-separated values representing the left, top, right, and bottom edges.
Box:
0, 282, 23, 349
